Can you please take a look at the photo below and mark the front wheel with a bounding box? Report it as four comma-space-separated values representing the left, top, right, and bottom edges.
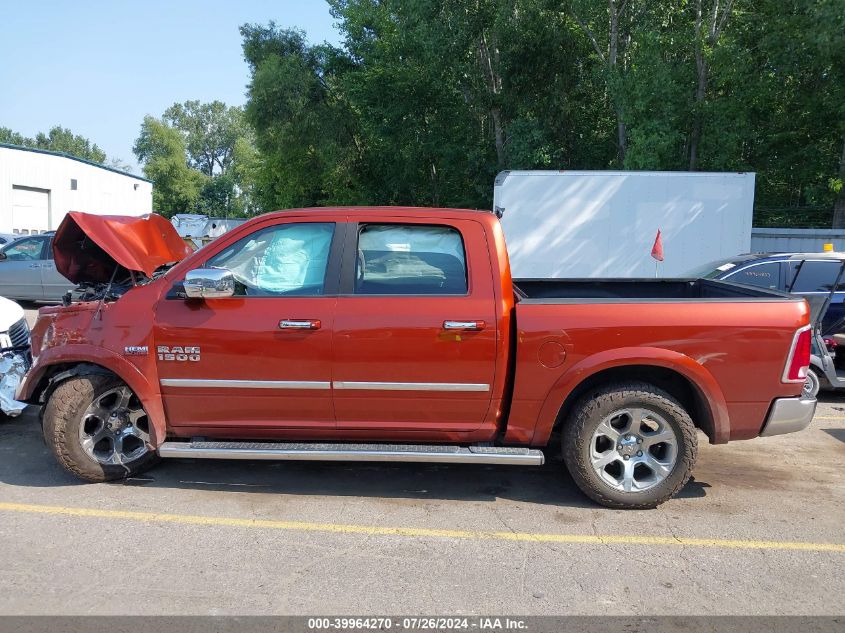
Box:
43, 374, 160, 482
561, 382, 698, 509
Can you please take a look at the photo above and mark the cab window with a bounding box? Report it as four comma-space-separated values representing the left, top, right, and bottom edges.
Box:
726, 262, 781, 289
354, 224, 468, 295
207, 223, 335, 296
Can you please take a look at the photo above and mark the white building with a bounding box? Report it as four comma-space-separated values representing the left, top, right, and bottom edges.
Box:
0, 143, 152, 235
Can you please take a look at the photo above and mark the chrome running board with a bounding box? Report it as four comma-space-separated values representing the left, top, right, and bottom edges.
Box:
157, 441, 545, 466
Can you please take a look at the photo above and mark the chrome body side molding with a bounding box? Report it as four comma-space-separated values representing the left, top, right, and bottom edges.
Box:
332, 381, 490, 392
159, 379, 331, 390
160, 379, 490, 392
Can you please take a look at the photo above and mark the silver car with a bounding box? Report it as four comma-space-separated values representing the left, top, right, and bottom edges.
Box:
0, 233, 74, 301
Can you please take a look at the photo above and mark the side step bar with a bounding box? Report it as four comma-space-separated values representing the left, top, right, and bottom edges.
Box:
158, 441, 545, 466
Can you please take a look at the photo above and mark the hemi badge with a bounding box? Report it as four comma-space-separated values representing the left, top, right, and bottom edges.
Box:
124, 346, 149, 356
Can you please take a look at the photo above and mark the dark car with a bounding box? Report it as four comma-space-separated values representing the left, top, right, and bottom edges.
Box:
686, 252, 845, 334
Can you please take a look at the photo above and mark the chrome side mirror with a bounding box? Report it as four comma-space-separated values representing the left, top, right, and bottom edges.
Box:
183, 268, 235, 299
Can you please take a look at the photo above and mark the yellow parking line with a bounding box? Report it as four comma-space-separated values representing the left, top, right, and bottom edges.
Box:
813, 415, 845, 420
0, 501, 842, 553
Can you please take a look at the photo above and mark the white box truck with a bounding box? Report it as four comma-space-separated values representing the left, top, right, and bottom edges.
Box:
493, 170, 755, 278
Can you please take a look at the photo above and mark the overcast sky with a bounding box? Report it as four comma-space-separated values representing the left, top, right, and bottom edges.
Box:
0, 0, 341, 172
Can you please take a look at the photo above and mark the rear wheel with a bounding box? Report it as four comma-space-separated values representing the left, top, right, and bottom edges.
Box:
561, 382, 698, 509
803, 368, 821, 398
43, 374, 160, 482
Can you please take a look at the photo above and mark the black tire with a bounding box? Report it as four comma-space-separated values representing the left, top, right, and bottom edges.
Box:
561, 381, 698, 509
42, 374, 160, 482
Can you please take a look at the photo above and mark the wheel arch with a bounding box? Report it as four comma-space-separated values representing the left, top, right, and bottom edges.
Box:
532, 348, 730, 446
22, 346, 166, 446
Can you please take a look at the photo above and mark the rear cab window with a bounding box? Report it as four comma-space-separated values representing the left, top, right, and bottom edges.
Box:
354, 224, 468, 295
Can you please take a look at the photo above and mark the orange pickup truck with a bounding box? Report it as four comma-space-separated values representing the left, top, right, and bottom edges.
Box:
19, 207, 815, 508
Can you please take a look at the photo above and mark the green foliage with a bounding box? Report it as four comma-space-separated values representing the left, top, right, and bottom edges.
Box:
0, 127, 28, 145
134, 102, 259, 217
240, 23, 363, 210
1, 125, 107, 163
133, 116, 206, 215
163, 101, 247, 177
234, 0, 843, 226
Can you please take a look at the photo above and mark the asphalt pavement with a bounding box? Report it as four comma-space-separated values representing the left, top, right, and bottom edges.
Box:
2, 303, 843, 616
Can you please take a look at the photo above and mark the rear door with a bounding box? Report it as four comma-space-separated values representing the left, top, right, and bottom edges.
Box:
39, 238, 75, 300
332, 217, 498, 433
154, 217, 342, 432
0, 236, 50, 300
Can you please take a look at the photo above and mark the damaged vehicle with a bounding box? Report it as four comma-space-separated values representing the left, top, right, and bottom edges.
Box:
0, 295, 31, 416
18, 208, 815, 509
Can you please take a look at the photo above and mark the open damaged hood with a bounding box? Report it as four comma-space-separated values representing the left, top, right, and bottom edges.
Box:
53, 212, 194, 283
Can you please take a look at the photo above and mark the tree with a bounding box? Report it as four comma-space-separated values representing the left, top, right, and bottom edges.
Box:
134, 103, 259, 217
0, 127, 27, 145
240, 0, 844, 225
689, 0, 737, 170
163, 100, 246, 177
133, 116, 206, 215
0, 125, 106, 162
106, 157, 135, 173
241, 22, 363, 209
570, 0, 642, 165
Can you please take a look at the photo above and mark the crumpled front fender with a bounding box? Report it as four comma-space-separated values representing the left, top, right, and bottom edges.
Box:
18, 343, 167, 447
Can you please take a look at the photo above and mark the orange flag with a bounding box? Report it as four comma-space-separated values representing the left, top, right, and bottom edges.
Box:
651, 229, 664, 262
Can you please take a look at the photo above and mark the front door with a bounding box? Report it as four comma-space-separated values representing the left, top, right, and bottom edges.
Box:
154, 218, 342, 434
332, 219, 498, 433
0, 236, 50, 301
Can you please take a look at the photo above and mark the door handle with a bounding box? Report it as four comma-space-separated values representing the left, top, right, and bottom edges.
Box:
279, 319, 321, 330
443, 320, 486, 331
29, 264, 41, 269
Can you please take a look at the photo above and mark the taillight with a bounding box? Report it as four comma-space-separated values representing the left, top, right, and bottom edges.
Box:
783, 325, 812, 383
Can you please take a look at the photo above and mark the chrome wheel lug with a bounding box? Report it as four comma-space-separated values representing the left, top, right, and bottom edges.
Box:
637, 438, 642, 444
623, 455, 629, 460
637, 451, 643, 457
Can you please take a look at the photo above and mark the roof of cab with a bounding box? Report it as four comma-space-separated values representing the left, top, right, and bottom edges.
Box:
259, 206, 492, 220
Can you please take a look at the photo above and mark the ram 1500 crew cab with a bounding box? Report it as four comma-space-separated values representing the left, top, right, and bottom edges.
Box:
19, 208, 815, 508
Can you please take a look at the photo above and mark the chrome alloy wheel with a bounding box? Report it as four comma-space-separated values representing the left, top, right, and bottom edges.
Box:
589, 407, 678, 493
78, 386, 151, 466
802, 370, 820, 399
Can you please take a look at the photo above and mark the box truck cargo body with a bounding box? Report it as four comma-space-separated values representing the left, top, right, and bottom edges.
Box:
493, 170, 755, 278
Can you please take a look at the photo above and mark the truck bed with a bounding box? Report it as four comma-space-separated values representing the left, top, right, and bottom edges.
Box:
514, 278, 791, 302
